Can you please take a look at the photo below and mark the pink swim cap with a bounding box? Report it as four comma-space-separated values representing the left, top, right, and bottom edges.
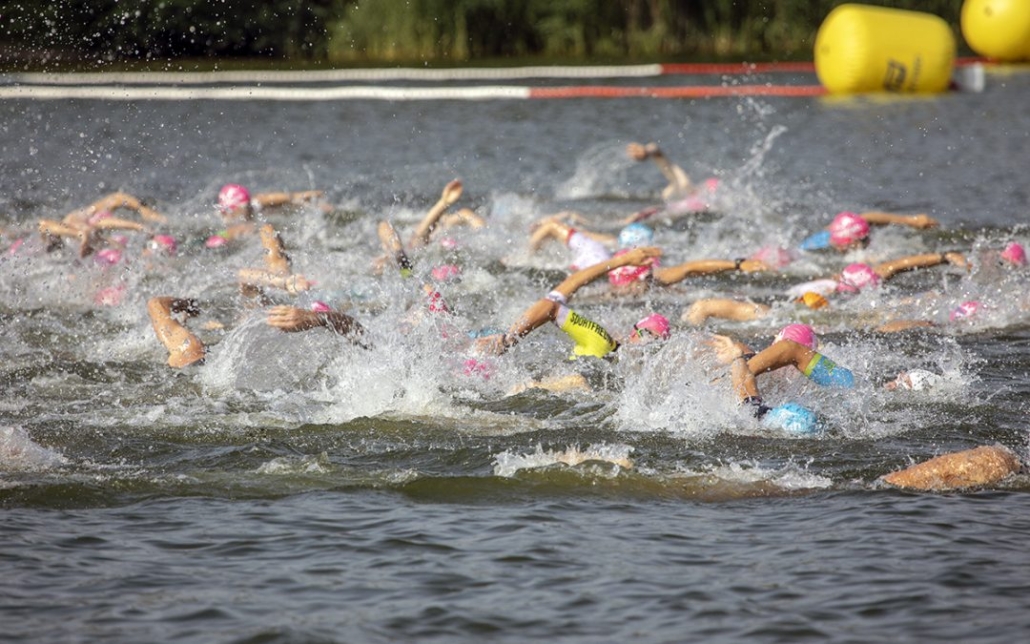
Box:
828, 212, 870, 248
462, 358, 494, 380
438, 237, 460, 251
431, 264, 462, 282
608, 249, 654, 287
150, 234, 177, 255
836, 263, 880, 293
949, 300, 983, 322
1001, 242, 1026, 267
218, 183, 251, 213
95, 248, 122, 266
633, 313, 671, 340
750, 245, 794, 269
310, 301, 332, 313
775, 323, 817, 349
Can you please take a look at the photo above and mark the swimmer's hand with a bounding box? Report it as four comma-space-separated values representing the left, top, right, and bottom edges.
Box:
440, 179, 463, 207
908, 214, 938, 229
472, 333, 508, 356
943, 251, 970, 271
704, 334, 752, 365
267, 305, 320, 332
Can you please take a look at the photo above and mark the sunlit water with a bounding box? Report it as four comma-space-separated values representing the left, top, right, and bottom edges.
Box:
2, 68, 1030, 643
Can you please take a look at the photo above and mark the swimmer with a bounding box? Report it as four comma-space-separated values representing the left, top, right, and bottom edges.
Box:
474, 246, 665, 360
208, 183, 329, 245
531, 218, 769, 290
705, 324, 855, 432
685, 251, 969, 325
38, 191, 166, 257
798, 210, 939, 252
370, 180, 475, 272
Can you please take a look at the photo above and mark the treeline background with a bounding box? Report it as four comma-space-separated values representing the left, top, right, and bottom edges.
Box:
2, 0, 965, 67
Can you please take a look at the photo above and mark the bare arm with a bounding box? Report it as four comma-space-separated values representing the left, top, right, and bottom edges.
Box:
627, 142, 693, 199
237, 269, 311, 294
253, 190, 326, 209
146, 297, 205, 368
860, 211, 938, 229
88, 191, 166, 224
410, 179, 463, 249
652, 258, 768, 286
258, 224, 292, 275
873, 252, 968, 281
267, 305, 368, 346
551, 246, 661, 300
683, 298, 770, 325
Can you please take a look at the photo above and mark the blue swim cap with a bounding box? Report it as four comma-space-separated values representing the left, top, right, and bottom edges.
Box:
467, 327, 503, 339
618, 223, 654, 248
799, 229, 832, 251
762, 402, 819, 435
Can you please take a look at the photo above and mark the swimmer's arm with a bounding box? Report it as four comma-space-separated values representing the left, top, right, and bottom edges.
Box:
410, 179, 463, 249
705, 335, 760, 402
237, 268, 311, 294
376, 220, 414, 276
90, 191, 166, 224
529, 218, 573, 251
746, 340, 815, 376
90, 216, 146, 232
146, 296, 205, 368
267, 305, 368, 345
860, 211, 938, 229
439, 208, 486, 230
652, 258, 768, 285
258, 224, 292, 275
683, 298, 770, 325
628, 142, 693, 198
873, 252, 968, 280
552, 245, 661, 300
874, 319, 937, 333
253, 190, 326, 209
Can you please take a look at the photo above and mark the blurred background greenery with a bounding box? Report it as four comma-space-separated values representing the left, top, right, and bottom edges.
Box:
1, 0, 964, 69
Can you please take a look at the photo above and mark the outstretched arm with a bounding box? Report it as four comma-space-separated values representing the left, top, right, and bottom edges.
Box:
253, 190, 326, 209
237, 269, 311, 294
85, 191, 166, 224
873, 251, 968, 281
861, 211, 938, 229
258, 224, 292, 275
652, 258, 768, 286
147, 296, 205, 368
551, 246, 661, 300
683, 298, 770, 325
267, 305, 369, 347
410, 179, 463, 249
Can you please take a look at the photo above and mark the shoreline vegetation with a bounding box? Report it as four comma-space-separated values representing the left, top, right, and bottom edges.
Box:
2, 0, 965, 72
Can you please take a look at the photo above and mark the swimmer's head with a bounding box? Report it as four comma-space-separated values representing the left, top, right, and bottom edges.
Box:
761, 402, 819, 435
828, 212, 870, 249
217, 183, 251, 218
1001, 242, 1026, 267
629, 313, 671, 342
949, 300, 983, 322
430, 264, 462, 282
836, 263, 880, 293
618, 223, 654, 249
149, 234, 177, 256
775, 323, 817, 349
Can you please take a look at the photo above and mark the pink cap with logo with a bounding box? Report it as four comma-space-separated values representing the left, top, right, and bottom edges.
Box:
836, 263, 881, 293
218, 183, 251, 213
775, 323, 817, 349
828, 212, 870, 248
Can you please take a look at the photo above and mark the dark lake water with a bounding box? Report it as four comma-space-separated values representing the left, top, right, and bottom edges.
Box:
2, 65, 1030, 643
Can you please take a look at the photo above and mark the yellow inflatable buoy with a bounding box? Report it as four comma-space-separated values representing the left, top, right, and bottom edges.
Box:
815, 3, 956, 94
961, 0, 1030, 62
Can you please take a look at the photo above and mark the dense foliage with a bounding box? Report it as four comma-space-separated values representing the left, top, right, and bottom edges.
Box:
1, 0, 964, 66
